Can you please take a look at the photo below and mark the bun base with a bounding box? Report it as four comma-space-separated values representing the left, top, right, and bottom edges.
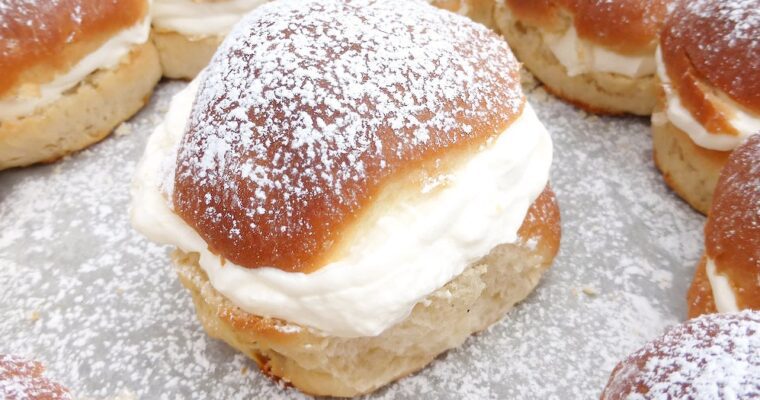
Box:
151, 30, 223, 80
0, 42, 161, 170
494, 4, 655, 116
173, 187, 560, 397
651, 90, 729, 215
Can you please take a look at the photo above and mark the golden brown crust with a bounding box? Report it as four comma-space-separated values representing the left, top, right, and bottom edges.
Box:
704, 135, 760, 311
660, 0, 760, 137
505, 0, 670, 54
174, 1, 525, 272
0, 0, 148, 98
687, 256, 718, 318
174, 187, 559, 397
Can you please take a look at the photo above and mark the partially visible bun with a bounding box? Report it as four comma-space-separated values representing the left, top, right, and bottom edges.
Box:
652, 0, 760, 213
0, 0, 160, 170
601, 311, 760, 399
495, 0, 672, 115
151, 31, 223, 80
687, 135, 760, 317
0, 42, 161, 170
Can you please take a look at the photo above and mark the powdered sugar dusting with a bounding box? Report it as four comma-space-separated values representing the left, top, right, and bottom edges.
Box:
172, 0, 523, 270
602, 311, 760, 398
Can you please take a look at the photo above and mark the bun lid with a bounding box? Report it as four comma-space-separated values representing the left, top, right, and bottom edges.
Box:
172, 0, 525, 273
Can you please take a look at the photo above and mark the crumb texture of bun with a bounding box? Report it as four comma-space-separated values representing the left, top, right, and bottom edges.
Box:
601, 311, 760, 400
505, 0, 671, 54
660, 0, 760, 134
174, 187, 560, 397
173, 0, 524, 273
0, 355, 71, 400
705, 134, 760, 310
0, 0, 148, 97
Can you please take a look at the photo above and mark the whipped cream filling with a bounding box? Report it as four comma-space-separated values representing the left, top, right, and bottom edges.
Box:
0, 15, 151, 120
655, 48, 760, 151
543, 26, 656, 78
706, 258, 740, 313
152, 0, 269, 37
131, 79, 553, 338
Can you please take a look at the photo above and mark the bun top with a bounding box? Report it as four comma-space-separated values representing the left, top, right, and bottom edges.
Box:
0, 354, 71, 399
601, 311, 760, 400
705, 134, 760, 310
173, 0, 524, 273
660, 0, 760, 135
505, 0, 672, 54
0, 0, 148, 98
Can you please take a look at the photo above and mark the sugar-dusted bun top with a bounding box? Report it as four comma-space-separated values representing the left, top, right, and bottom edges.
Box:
705, 134, 760, 310
601, 311, 760, 399
173, 0, 524, 273
505, 0, 672, 54
0, 354, 71, 399
0, 0, 148, 98
661, 0, 760, 133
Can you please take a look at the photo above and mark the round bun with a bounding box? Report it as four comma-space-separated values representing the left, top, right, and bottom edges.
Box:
660, 0, 760, 135
688, 134, 760, 316
174, 186, 560, 397
0, 0, 161, 170
173, 0, 524, 273
652, 0, 760, 214
0, 354, 71, 399
601, 311, 760, 399
495, 0, 671, 115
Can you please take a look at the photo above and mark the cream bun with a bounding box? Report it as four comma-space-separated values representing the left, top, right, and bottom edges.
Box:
428, 0, 497, 28
687, 135, 759, 318
601, 311, 760, 399
0, 354, 71, 399
0, 0, 161, 170
652, 0, 760, 214
495, 0, 674, 115
151, 0, 270, 79
131, 0, 559, 395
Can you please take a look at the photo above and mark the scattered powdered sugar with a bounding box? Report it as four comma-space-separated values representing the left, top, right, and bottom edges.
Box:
0, 71, 710, 398
602, 311, 760, 398
172, 0, 522, 269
